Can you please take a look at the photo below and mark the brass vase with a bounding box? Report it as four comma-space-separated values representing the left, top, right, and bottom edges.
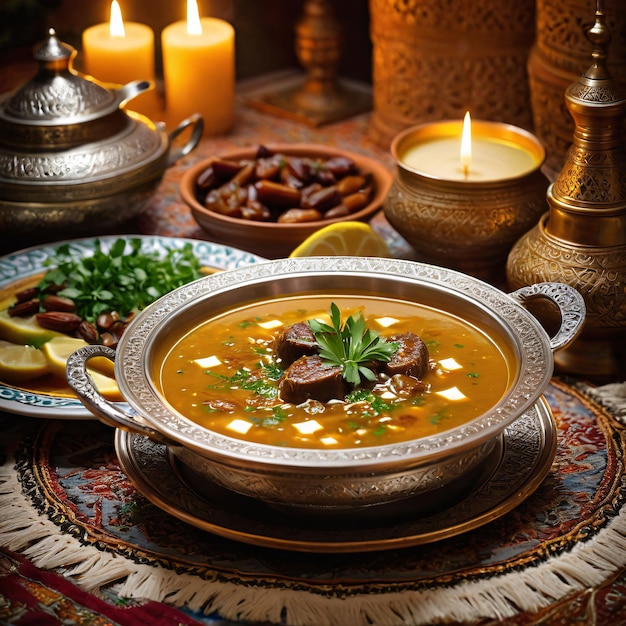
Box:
507, 1, 626, 380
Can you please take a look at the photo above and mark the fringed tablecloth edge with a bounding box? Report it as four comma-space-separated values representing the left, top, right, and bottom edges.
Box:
576, 379, 626, 426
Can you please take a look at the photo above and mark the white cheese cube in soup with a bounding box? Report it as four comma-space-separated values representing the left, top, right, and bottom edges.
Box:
257, 319, 283, 330
374, 316, 399, 328
293, 420, 323, 435
438, 357, 463, 371
194, 355, 222, 368
436, 386, 468, 402
226, 419, 253, 435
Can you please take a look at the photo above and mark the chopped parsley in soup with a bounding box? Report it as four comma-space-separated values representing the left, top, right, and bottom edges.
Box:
153, 295, 513, 449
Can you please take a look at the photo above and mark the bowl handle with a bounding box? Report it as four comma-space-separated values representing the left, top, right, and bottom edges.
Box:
166, 113, 204, 165
508, 283, 586, 352
66, 345, 180, 447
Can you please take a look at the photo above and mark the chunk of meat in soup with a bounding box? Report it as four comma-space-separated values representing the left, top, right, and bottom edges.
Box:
383, 332, 430, 379
279, 355, 346, 404
274, 321, 318, 367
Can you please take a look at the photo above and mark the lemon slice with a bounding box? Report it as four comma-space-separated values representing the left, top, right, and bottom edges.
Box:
289, 222, 390, 258
0, 309, 62, 348
42, 336, 116, 378
84, 369, 123, 402
41, 336, 121, 401
0, 340, 50, 384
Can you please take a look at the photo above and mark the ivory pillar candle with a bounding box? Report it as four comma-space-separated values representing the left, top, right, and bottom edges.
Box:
161, 9, 235, 136
82, 1, 159, 118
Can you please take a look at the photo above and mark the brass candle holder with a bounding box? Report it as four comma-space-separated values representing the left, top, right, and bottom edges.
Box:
383, 120, 548, 283
246, 0, 371, 126
507, 0, 626, 380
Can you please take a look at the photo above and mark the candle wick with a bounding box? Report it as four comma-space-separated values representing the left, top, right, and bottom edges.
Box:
463, 163, 469, 180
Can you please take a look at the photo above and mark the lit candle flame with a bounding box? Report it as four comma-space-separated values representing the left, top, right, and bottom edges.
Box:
460, 111, 472, 179
187, 0, 203, 35
109, 0, 125, 38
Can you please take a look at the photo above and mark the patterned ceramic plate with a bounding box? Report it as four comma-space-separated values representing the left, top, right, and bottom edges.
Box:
115, 397, 557, 552
0, 236, 265, 419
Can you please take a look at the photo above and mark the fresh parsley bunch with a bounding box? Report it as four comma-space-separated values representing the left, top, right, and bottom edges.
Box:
308, 303, 398, 386
38, 238, 203, 322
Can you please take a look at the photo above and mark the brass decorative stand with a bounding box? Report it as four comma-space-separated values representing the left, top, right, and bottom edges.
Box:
246, 0, 371, 127
507, 0, 626, 380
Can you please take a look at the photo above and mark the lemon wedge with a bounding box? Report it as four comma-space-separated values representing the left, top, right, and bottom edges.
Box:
0, 309, 62, 348
41, 336, 121, 401
83, 369, 123, 401
289, 222, 390, 258
0, 340, 50, 384
41, 336, 116, 378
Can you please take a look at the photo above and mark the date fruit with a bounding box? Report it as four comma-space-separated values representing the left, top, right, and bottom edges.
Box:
36, 311, 82, 333
8, 299, 40, 317
195, 145, 374, 225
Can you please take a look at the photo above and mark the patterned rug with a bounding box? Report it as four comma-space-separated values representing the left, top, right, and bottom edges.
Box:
1, 378, 626, 626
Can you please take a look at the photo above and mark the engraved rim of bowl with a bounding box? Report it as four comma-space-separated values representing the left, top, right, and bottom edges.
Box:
114, 257, 552, 469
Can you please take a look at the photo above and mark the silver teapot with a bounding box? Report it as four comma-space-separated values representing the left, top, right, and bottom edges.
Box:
0, 29, 203, 234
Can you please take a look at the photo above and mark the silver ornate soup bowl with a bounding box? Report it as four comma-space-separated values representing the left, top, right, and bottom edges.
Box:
67, 257, 585, 515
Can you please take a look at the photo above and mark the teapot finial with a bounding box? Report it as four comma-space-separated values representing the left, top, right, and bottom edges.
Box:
33, 27, 76, 68
583, 0, 613, 82
1, 29, 117, 124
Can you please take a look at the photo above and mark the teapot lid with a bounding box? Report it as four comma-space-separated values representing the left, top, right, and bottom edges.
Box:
0, 28, 124, 125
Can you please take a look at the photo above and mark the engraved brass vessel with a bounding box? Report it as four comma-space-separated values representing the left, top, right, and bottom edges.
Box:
507, 1, 626, 379
527, 0, 626, 178
0, 29, 202, 235
384, 120, 549, 282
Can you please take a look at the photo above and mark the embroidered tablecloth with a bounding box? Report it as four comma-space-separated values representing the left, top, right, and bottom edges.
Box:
1, 378, 626, 626
1, 92, 626, 625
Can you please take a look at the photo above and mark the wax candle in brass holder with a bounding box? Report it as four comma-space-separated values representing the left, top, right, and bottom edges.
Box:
246, 0, 371, 126
383, 118, 548, 282
507, 0, 626, 380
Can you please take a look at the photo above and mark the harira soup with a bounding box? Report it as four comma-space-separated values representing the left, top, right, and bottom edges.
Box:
152, 294, 514, 450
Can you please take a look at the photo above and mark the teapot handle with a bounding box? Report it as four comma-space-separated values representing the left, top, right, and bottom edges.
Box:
508, 282, 586, 352
166, 113, 204, 165
66, 345, 180, 447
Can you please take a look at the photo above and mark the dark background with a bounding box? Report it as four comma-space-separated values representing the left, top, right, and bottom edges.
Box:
0, 0, 372, 92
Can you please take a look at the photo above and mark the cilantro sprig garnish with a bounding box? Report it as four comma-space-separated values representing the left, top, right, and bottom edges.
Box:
38, 238, 203, 323
308, 303, 398, 386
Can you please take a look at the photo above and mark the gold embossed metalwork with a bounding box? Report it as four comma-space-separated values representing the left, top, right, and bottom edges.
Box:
508, 0, 626, 380
527, 0, 626, 177
368, 0, 536, 149
383, 121, 549, 282
384, 175, 549, 281
510, 217, 626, 330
